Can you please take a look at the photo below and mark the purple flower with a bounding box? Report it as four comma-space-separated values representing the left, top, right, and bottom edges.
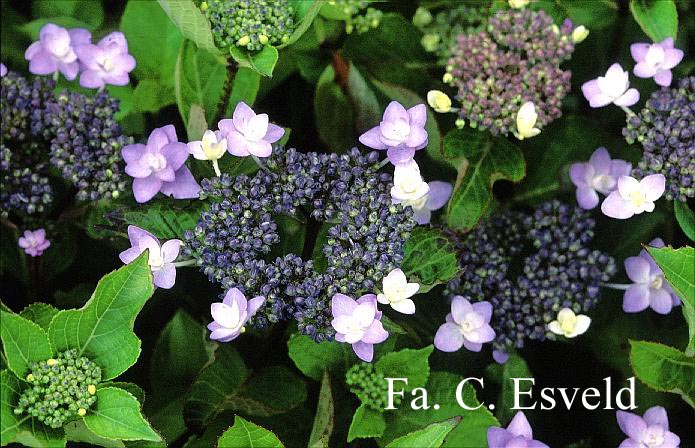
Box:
617, 406, 680, 448
331, 293, 389, 362
623, 238, 681, 315
359, 101, 428, 165
208, 288, 265, 342
24, 24, 91, 80
119, 225, 181, 289
493, 350, 509, 365
434, 296, 495, 352
122, 125, 201, 203
582, 63, 640, 108
217, 102, 284, 158
0, 63, 6, 77
631, 38, 684, 87
75, 31, 136, 89
487, 411, 549, 448
409, 181, 453, 225
601, 174, 665, 219
570, 147, 632, 209
18, 229, 51, 257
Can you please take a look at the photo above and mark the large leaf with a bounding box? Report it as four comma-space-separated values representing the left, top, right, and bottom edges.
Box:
629, 0, 678, 42
287, 334, 350, 381
0, 310, 53, 378
401, 228, 458, 293
83, 387, 161, 442
674, 202, 695, 242
308, 371, 334, 448
228, 67, 262, 113
443, 128, 525, 231
19, 303, 59, 331
131, 80, 176, 114
32, 0, 104, 29
347, 404, 386, 442
47, 253, 154, 381
532, 0, 618, 30
217, 416, 284, 448
230, 45, 280, 78
375, 346, 433, 392
280, 0, 322, 48
122, 203, 203, 241
156, 0, 221, 55
314, 65, 355, 153
385, 418, 459, 448
629, 341, 695, 408
64, 420, 125, 448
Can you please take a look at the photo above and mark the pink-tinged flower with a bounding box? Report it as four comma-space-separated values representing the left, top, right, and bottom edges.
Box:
601, 174, 665, 219
122, 125, 201, 203
616, 406, 680, 448
18, 229, 51, 257
488, 412, 549, 448
631, 38, 684, 87
408, 181, 453, 225
0, 63, 7, 77
24, 24, 91, 80
217, 102, 284, 158
581, 63, 640, 108
570, 147, 632, 209
434, 296, 495, 352
119, 225, 181, 289
75, 31, 135, 89
359, 101, 428, 165
331, 293, 389, 362
623, 238, 681, 315
208, 288, 265, 342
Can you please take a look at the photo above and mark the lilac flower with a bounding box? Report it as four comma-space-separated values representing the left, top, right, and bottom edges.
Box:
217, 102, 284, 158
24, 24, 91, 80
601, 174, 665, 219
0, 63, 6, 77
119, 225, 181, 289
434, 296, 495, 352
75, 31, 136, 89
122, 125, 200, 203
623, 238, 681, 314
359, 101, 428, 165
208, 288, 265, 342
631, 38, 684, 87
570, 147, 632, 209
487, 411, 549, 448
18, 229, 51, 257
407, 181, 453, 225
582, 63, 640, 108
331, 293, 389, 362
617, 406, 680, 448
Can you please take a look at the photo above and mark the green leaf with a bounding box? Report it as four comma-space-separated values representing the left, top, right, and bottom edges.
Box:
132, 80, 176, 113
485, 353, 532, 424
122, 203, 204, 240
217, 416, 284, 448
157, 0, 221, 55
629, 340, 695, 408
532, 0, 618, 30
281, 1, 322, 48
232, 366, 308, 417
230, 45, 279, 78
313, 65, 355, 153
401, 228, 458, 293
64, 420, 125, 448
228, 67, 261, 112
0, 223, 28, 285
629, 0, 678, 41
376, 346, 433, 392
0, 310, 53, 378
347, 404, 386, 442
84, 387, 161, 442
19, 303, 59, 332
20, 17, 93, 40
287, 334, 350, 381
443, 128, 525, 231
47, 253, 154, 381
32, 0, 104, 29
674, 202, 695, 242
103, 382, 146, 406
386, 418, 459, 448
308, 371, 334, 448
41, 223, 78, 283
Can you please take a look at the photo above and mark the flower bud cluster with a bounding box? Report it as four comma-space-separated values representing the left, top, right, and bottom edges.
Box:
413, 4, 486, 63
446, 200, 615, 354
329, 0, 383, 35
14, 349, 101, 429
623, 76, 694, 202
345, 362, 398, 410
204, 0, 295, 52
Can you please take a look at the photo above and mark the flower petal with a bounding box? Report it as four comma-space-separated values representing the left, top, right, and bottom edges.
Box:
153, 263, 176, 289
506, 411, 533, 439
614, 88, 640, 107
160, 166, 201, 199
425, 181, 453, 210
576, 187, 600, 210
616, 411, 646, 441
407, 104, 427, 126
358, 126, 388, 150
160, 239, 181, 263
650, 288, 673, 314
391, 298, 416, 314
471, 301, 492, 322
264, 123, 285, 143
601, 190, 634, 219
630, 43, 650, 62
625, 256, 651, 283
352, 341, 374, 362
642, 406, 669, 429
623, 284, 650, 313
362, 320, 389, 344
382, 101, 409, 124
653, 69, 672, 87
132, 176, 163, 203
640, 174, 665, 201
661, 48, 683, 70
434, 323, 464, 352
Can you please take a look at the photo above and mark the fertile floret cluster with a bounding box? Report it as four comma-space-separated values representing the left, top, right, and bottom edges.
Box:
204, 0, 295, 52
623, 76, 694, 202
325, 0, 383, 35
446, 201, 615, 354
185, 147, 415, 341
14, 349, 101, 429
445, 9, 575, 136
413, 5, 486, 63
346, 362, 398, 411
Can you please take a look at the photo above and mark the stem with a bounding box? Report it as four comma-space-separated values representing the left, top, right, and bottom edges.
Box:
600, 282, 631, 290
619, 105, 635, 117
377, 158, 391, 170
173, 259, 198, 268
212, 159, 221, 177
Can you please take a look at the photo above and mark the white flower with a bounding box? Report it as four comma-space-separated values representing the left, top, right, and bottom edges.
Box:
508, 0, 529, 9
391, 160, 429, 203
581, 63, 640, 108
188, 130, 227, 161
572, 26, 589, 43
377, 269, 420, 314
513, 102, 541, 140
427, 90, 452, 113
601, 174, 665, 220
548, 308, 591, 338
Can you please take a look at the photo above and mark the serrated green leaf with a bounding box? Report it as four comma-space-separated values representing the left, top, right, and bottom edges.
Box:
230, 45, 279, 77
629, 0, 678, 42
308, 371, 334, 448
386, 418, 459, 448
347, 404, 385, 442
444, 128, 525, 231
84, 387, 161, 442
0, 311, 53, 378
122, 203, 203, 240
629, 340, 695, 408
217, 416, 284, 448
287, 334, 350, 381
102, 382, 146, 406
376, 346, 433, 392
402, 228, 458, 293
674, 202, 695, 242
132, 80, 176, 113
19, 303, 59, 332
157, 0, 221, 55
47, 253, 154, 381
64, 420, 125, 448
